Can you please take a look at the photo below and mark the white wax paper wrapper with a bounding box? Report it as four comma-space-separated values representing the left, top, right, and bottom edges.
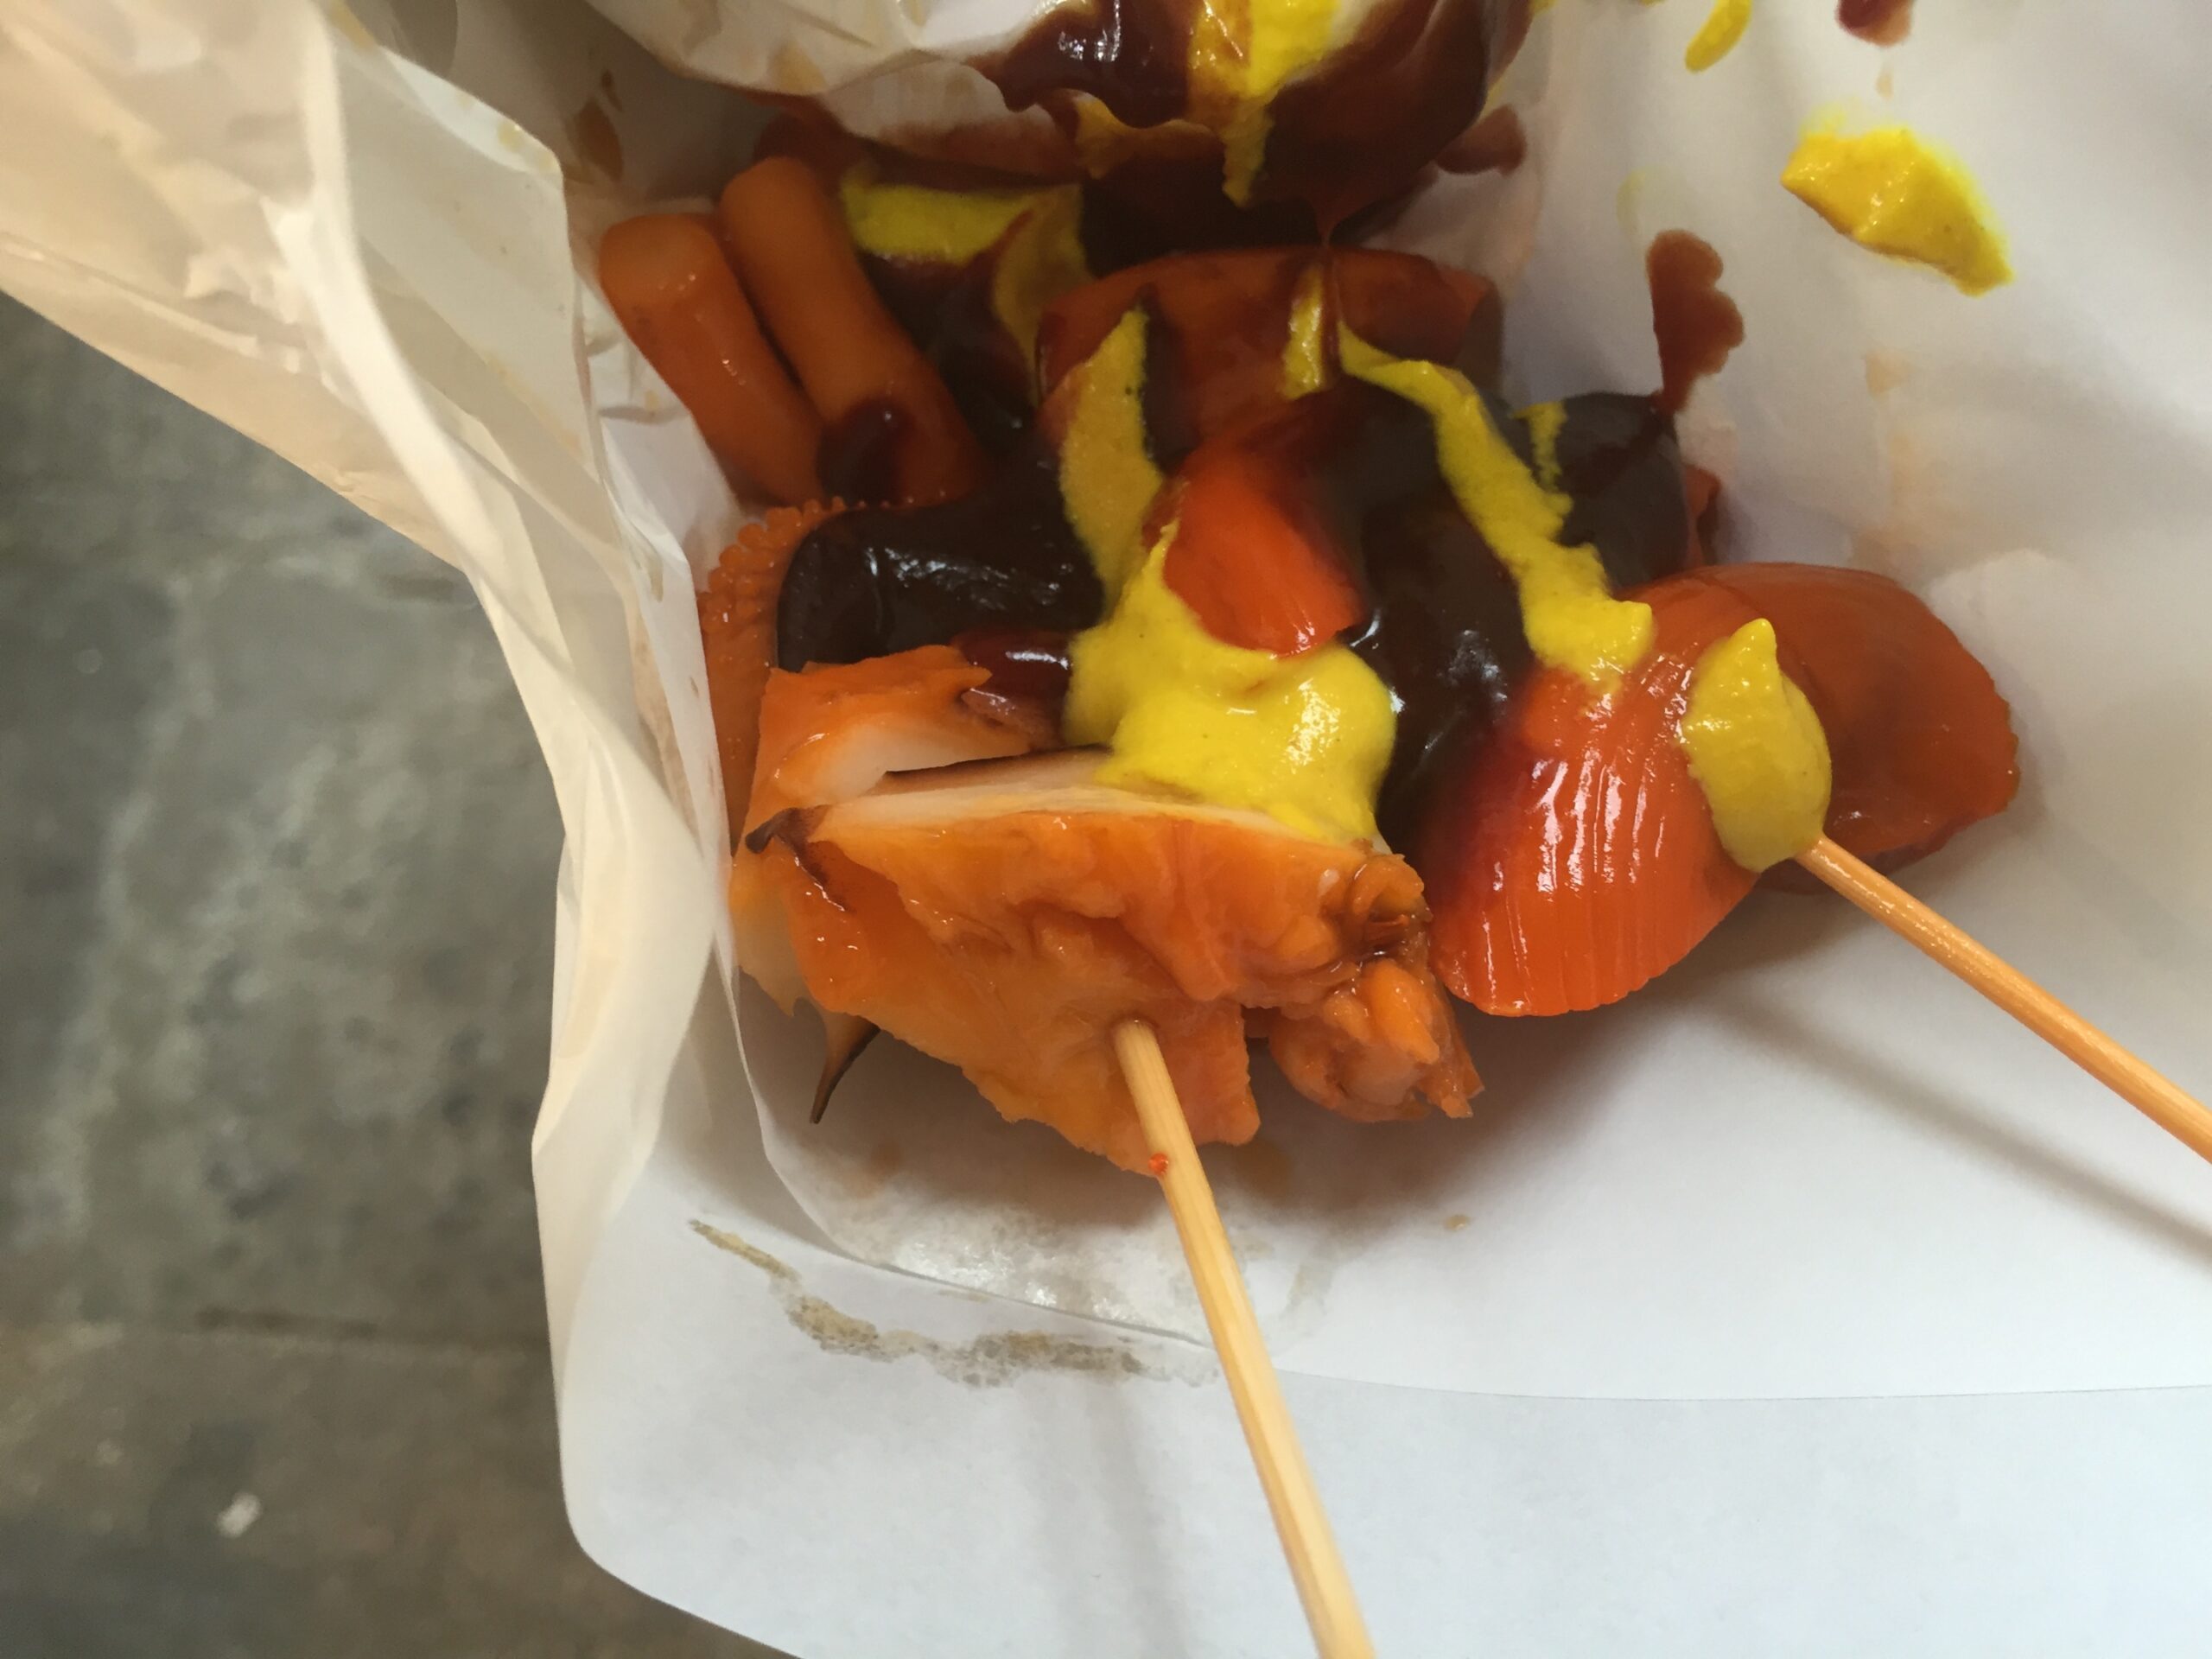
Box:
6, 0, 2210, 1653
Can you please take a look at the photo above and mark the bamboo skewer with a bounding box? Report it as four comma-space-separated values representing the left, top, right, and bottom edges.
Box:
1113, 1021, 1376, 1659
1795, 836, 2212, 1165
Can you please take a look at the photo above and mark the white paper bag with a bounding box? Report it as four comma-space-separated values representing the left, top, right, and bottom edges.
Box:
5, 2, 2208, 1652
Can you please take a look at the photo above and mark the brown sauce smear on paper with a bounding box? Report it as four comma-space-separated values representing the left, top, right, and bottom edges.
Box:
1838, 0, 1913, 46
1437, 106, 1526, 177
690, 1222, 1197, 1385
566, 99, 624, 183
1646, 230, 1744, 415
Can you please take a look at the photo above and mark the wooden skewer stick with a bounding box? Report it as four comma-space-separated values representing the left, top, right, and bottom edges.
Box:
1796, 836, 2212, 1165
1114, 1021, 1376, 1659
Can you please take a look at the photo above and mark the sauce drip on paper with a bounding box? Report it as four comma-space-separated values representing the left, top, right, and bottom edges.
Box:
1645, 230, 1745, 415
1838, 0, 1912, 46
1436, 106, 1526, 176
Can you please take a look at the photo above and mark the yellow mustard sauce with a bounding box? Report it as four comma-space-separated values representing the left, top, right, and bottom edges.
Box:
1187, 0, 1343, 202
1782, 126, 2012, 295
1065, 537, 1396, 844
838, 167, 1091, 388
1341, 332, 1655, 687
1684, 0, 1752, 72
840, 166, 1040, 263
989, 188, 1090, 392
1280, 263, 1333, 398
1051, 308, 1163, 599
1520, 398, 1567, 491
1677, 618, 1833, 870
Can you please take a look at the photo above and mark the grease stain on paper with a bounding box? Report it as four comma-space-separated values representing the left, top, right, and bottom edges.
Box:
1228, 1135, 1295, 1203
837, 1139, 905, 1202
691, 1222, 1196, 1386
566, 99, 626, 184
770, 42, 830, 96
1864, 348, 1911, 396
325, 3, 378, 51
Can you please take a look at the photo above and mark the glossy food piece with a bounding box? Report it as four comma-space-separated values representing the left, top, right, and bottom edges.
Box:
1041, 248, 1304, 461
1067, 541, 1397, 844
1259, 0, 1526, 228
1038, 248, 1497, 464
729, 646, 1055, 1011
1675, 616, 1834, 873
774, 442, 1101, 671
745, 746, 1476, 1168
1336, 249, 1503, 384
699, 501, 845, 837
1425, 576, 1765, 1016
1425, 562, 2018, 1014
597, 214, 823, 505
718, 158, 987, 504
779, 289, 1701, 850
1147, 381, 1699, 845
982, 0, 1524, 228
1155, 439, 1369, 655
741, 647, 1054, 835
1694, 563, 2018, 868
1544, 392, 1699, 591
841, 168, 1092, 455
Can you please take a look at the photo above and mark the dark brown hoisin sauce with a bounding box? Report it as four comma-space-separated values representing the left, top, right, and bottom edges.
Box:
1645, 229, 1744, 416
1041, 247, 1501, 463
951, 626, 1076, 709
1079, 168, 1321, 270
847, 182, 1325, 462
816, 398, 908, 505
1837, 0, 1912, 46
1302, 386, 1532, 846
982, 0, 1526, 232
779, 289, 1691, 849
1138, 289, 1206, 471
1551, 392, 1694, 591
775, 441, 1100, 671
984, 0, 1194, 131
1262, 0, 1525, 231
1364, 390, 1693, 842
1179, 380, 1691, 845
860, 251, 1036, 458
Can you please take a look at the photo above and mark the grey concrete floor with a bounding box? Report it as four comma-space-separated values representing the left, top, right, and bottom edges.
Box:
0, 297, 773, 1656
